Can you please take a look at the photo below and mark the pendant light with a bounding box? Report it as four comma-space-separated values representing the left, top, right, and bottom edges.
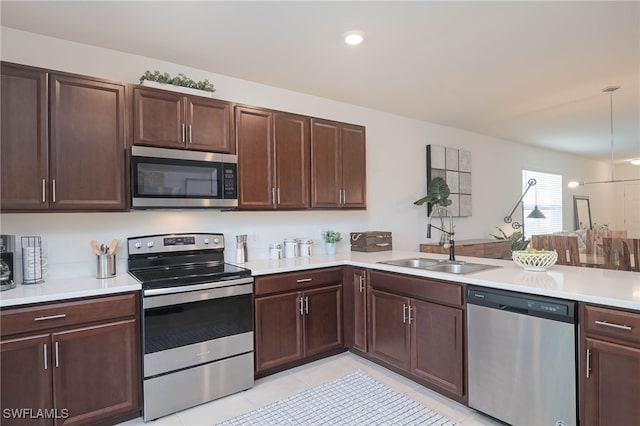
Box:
568, 86, 640, 188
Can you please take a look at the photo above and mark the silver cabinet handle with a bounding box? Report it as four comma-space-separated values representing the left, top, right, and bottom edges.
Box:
408, 305, 414, 324
188, 125, 193, 144
296, 278, 313, 283
586, 348, 591, 378
304, 296, 309, 314
55, 341, 60, 368
402, 303, 407, 324
42, 179, 46, 203
342, 189, 346, 205
34, 314, 67, 322
43, 343, 48, 370
52, 179, 56, 203
271, 188, 276, 205
358, 276, 365, 292
594, 320, 632, 331
277, 187, 281, 204
181, 123, 186, 143
299, 297, 304, 315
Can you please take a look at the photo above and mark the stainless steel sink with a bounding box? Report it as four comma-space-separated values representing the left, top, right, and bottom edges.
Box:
378, 257, 502, 275
377, 257, 443, 268
423, 262, 500, 274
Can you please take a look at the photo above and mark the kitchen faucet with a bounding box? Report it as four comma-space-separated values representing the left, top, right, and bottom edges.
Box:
426, 206, 456, 261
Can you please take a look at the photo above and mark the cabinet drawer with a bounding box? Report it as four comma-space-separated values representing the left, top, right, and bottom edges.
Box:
255, 267, 342, 296
369, 270, 463, 307
1, 293, 138, 337
583, 305, 640, 345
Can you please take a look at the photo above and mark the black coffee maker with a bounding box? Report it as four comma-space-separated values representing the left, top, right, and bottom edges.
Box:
0, 234, 16, 291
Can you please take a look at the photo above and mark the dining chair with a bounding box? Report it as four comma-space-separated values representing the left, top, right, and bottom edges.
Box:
586, 230, 628, 254
601, 238, 639, 271
531, 234, 580, 266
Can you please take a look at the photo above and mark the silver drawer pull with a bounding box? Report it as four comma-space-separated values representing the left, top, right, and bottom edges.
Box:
586, 349, 591, 378
196, 351, 211, 357
34, 314, 67, 322
594, 320, 632, 331
43, 343, 48, 370
296, 278, 313, 283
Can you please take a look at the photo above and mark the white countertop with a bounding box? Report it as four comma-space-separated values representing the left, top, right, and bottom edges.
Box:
2, 250, 639, 311
237, 250, 640, 311
0, 273, 141, 308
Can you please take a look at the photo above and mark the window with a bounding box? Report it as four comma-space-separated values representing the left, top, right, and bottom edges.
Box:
522, 170, 563, 239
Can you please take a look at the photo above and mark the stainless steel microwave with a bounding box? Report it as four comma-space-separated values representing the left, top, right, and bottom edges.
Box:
130, 146, 238, 209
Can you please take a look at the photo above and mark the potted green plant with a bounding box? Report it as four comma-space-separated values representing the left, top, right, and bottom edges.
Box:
414, 177, 452, 245
490, 227, 530, 251
322, 230, 342, 255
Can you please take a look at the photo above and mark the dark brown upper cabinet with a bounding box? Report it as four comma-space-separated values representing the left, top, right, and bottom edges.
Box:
133, 86, 234, 154
236, 106, 310, 209
1, 62, 127, 211
311, 118, 366, 209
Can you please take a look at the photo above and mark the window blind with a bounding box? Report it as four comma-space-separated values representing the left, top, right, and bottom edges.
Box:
522, 170, 563, 239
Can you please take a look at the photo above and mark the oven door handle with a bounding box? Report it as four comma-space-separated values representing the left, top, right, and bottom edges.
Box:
143, 279, 253, 309
143, 276, 253, 297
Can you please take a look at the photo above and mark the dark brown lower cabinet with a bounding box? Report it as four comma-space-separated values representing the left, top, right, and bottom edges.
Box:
580, 304, 640, 426
0, 293, 141, 426
350, 268, 368, 352
369, 270, 465, 400
254, 268, 344, 376
1, 335, 53, 426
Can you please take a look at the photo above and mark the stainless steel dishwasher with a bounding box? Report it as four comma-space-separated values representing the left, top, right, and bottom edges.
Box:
467, 286, 577, 426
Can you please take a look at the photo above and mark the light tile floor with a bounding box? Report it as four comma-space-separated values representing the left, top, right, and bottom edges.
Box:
119, 352, 503, 426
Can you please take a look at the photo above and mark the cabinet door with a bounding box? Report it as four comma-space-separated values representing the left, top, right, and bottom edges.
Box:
186, 97, 234, 153
49, 74, 126, 210
304, 285, 343, 357
351, 268, 368, 352
133, 88, 184, 148
1, 334, 54, 426
341, 124, 366, 208
52, 319, 140, 426
274, 112, 310, 209
310, 119, 341, 208
254, 292, 303, 372
583, 337, 640, 426
1, 63, 48, 210
370, 290, 410, 370
411, 299, 464, 397
236, 106, 275, 209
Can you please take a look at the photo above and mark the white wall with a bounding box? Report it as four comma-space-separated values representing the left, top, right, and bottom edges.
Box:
0, 27, 619, 273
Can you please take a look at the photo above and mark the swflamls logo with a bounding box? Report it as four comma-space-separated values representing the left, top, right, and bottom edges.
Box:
2, 408, 69, 419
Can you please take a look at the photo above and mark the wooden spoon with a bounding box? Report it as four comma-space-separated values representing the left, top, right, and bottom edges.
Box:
108, 239, 121, 255
90, 240, 102, 256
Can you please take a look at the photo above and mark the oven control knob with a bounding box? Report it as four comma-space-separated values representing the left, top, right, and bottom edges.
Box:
147, 241, 154, 248
213, 238, 220, 244
134, 242, 142, 249
203, 238, 210, 245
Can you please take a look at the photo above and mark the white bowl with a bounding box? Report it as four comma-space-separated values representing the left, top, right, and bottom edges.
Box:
512, 250, 558, 271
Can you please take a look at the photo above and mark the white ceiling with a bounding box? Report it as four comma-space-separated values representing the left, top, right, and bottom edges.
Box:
2, 1, 639, 162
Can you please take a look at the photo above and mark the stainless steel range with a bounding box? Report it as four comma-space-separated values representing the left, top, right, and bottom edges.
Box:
128, 233, 254, 421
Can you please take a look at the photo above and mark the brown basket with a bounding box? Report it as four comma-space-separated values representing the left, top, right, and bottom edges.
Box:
350, 231, 392, 252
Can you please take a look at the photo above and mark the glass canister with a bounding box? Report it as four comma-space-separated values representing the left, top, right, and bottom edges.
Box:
283, 237, 298, 258
269, 243, 282, 259
298, 239, 313, 257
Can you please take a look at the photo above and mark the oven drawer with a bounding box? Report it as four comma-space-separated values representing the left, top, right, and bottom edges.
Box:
1, 293, 138, 336
144, 351, 254, 421
255, 267, 342, 296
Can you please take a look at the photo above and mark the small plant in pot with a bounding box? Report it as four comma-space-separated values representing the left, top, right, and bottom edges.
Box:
414, 177, 452, 245
322, 230, 342, 255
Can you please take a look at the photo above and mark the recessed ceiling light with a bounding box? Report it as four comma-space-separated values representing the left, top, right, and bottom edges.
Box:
631, 159, 640, 166
344, 31, 364, 46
